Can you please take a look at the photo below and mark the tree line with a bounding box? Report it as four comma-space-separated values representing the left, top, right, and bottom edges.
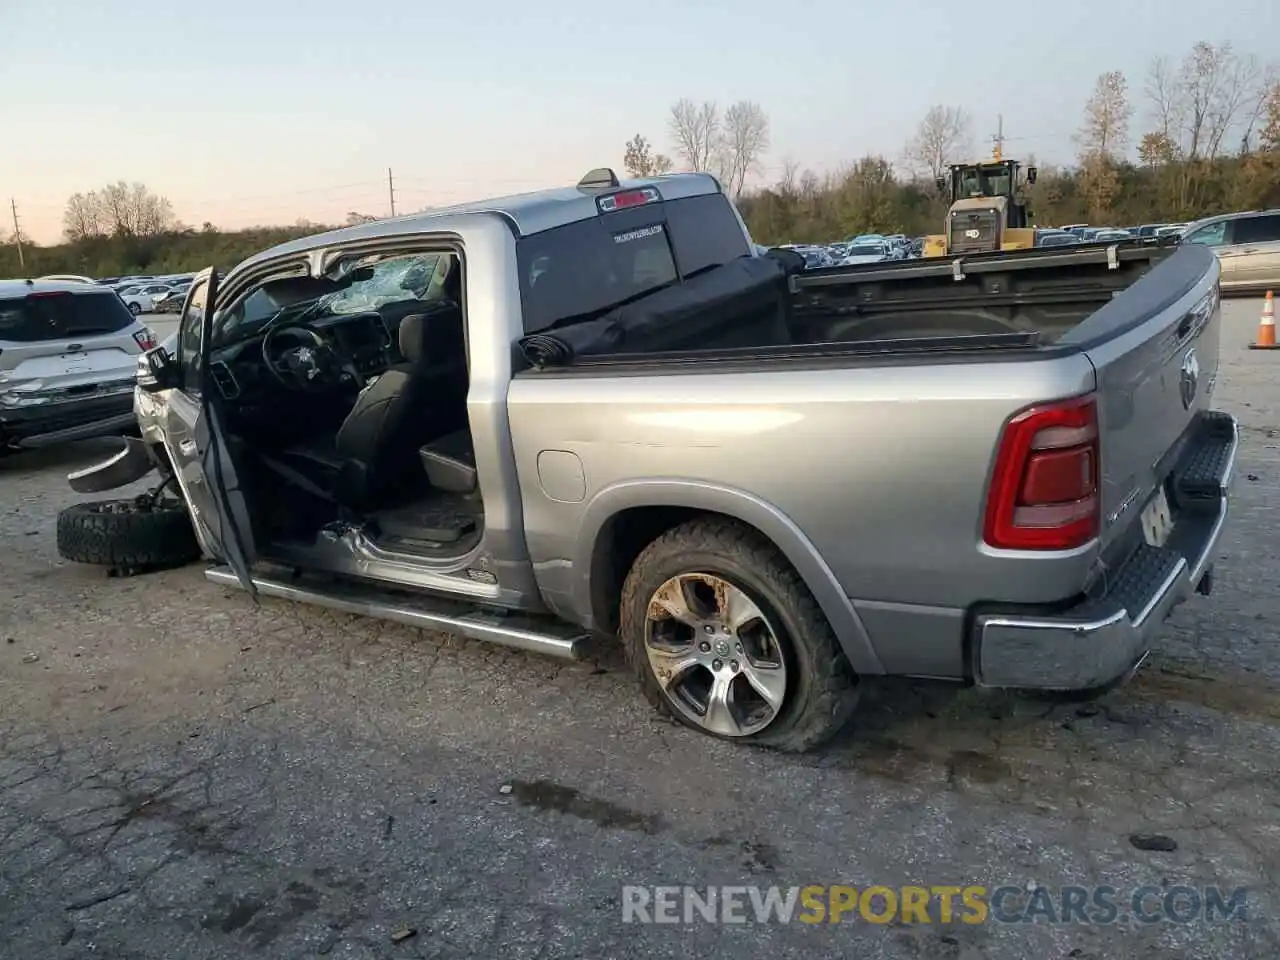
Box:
1, 39, 1275, 278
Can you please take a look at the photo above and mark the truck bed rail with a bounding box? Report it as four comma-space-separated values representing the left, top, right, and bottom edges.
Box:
792, 236, 1179, 290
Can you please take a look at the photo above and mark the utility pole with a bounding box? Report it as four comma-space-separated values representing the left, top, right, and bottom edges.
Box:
9, 198, 25, 272
387, 168, 396, 218
991, 114, 1005, 162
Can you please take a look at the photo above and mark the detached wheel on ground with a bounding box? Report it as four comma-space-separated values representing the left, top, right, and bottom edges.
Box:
57, 496, 200, 575
620, 518, 859, 752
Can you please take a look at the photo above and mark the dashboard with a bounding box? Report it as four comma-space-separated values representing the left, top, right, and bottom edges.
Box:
204, 312, 396, 437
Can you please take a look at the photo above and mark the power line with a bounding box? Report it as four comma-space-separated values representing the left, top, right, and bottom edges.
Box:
9, 199, 25, 272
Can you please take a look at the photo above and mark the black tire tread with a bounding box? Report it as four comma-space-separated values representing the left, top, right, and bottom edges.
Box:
57, 498, 200, 569
620, 517, 858, 753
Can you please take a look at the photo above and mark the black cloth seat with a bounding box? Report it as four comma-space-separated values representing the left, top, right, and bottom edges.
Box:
281, 300, 468, 510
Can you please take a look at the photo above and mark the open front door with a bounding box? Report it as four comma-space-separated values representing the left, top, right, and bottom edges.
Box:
161, 268, 258, 598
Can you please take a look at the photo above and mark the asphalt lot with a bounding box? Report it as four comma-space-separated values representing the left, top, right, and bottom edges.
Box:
2, 297, 1278, 959
144, 314, 179, 343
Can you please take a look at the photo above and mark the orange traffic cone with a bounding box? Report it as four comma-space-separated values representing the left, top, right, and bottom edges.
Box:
1249, 290, 1278, 350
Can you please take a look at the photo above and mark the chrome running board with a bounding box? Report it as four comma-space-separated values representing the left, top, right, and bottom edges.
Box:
206, 566, 589, 660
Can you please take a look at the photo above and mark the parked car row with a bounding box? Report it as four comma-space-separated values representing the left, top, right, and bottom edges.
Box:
1036, 209, 1280, 292
1033, 223, 1188, 248
109, 274, 196, 315
779, 233, 922, 269
32, 272, 198, 315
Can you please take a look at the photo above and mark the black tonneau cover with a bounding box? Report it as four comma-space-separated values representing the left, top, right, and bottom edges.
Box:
518, 255, 788, 369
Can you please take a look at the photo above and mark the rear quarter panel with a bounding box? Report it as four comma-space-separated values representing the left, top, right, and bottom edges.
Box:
507, 352, 1099, 628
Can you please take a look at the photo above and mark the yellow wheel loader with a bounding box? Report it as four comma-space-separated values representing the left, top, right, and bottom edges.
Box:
921, 155, 1038, 257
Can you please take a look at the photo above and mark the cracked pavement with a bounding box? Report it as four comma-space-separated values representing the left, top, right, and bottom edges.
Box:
2, 299, 1278, 959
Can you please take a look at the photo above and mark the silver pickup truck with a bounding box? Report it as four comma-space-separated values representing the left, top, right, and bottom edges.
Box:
61, 168, 1238, 752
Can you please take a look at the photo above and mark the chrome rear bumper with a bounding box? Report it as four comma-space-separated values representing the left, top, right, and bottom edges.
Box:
972, 412, 1238, 691
67, 436, 156, 493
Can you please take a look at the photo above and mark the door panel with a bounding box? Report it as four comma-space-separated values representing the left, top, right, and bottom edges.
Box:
162, 268, 258, 596
163, 388, 229, 555
1230, 216, 1280, 288
1216, 244, 1248, 287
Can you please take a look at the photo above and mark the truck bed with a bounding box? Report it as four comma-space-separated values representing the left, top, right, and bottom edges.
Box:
516, 238, 1199, 370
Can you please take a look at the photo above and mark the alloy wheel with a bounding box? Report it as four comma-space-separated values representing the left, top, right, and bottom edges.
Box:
644, 572, 788, 737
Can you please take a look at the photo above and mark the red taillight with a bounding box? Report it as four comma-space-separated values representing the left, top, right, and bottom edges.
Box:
133, 328, 157, 350
597, 187, 660, 213
983, 394, 1100, 551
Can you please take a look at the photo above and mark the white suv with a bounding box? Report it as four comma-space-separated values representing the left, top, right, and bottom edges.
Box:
0, 279, 157, 453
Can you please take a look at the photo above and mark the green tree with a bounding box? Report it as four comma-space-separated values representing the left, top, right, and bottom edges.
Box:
622, 134, 672, 178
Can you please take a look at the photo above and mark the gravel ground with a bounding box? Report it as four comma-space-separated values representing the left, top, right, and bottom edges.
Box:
1, 298, 1277, 960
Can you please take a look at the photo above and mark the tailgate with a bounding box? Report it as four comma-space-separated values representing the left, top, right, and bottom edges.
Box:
1067, 244, 1222, 553
2, 336, 138, 392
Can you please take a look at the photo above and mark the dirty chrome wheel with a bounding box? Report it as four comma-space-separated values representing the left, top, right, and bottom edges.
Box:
644, 573, 788, 737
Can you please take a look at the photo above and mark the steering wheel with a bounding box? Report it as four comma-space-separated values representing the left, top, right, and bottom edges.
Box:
261, 324, 364, 393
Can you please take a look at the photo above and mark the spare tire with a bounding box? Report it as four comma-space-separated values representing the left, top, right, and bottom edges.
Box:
57, 497, 201, 572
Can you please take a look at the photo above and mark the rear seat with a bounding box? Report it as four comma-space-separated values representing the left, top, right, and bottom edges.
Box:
419, 430, 477, 494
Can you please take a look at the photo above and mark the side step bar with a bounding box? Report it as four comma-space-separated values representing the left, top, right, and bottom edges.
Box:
206, 567, 590, 660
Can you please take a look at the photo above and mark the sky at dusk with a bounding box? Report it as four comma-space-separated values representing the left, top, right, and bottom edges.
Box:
1, 0, 1275, 243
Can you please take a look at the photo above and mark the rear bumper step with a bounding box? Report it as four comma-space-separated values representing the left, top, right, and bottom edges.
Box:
205, 567, 591, 660
972, 412, 1238, 691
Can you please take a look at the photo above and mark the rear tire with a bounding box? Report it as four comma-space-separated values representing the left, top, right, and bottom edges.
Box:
620, 517, 859, 752
128, 301, 142, 315
57, 497, 200, 573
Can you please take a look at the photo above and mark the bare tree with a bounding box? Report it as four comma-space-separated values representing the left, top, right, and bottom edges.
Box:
85, 181, 175, 237
1145, 42, 1274, 161
668, 99, 721, 172
1144, 56, 1186, 148
775, 159, 800, 201
1260, 81, 1280, 150
1238, 64, 1279, 152
1076, 71, 1133, 161
62, 192, 105, 242
622, 134, 673, 178
902, 105, 972, 180
345, 211, 378, 225
720, 101, 770, 197
797, 169, 821, 199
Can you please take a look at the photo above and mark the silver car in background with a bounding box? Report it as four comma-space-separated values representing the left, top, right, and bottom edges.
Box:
0, 279, 156, 452
1180, 209, 1280, 293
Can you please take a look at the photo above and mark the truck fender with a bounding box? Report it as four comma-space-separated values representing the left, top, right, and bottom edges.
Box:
575, 478, 886, 676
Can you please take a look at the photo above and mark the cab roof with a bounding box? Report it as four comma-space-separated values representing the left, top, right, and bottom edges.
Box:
236, 170, 722, 275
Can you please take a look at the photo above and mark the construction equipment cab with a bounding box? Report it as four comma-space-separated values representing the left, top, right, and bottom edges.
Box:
922, 157, 1038, 257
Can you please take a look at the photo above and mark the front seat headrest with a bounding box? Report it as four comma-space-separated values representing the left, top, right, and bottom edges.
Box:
398, 313, 427, 364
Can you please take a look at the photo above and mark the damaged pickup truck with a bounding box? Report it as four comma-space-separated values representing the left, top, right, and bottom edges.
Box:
60, 168, 1238, 752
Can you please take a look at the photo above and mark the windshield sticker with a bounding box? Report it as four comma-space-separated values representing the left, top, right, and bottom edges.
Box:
614, 224, 665, 245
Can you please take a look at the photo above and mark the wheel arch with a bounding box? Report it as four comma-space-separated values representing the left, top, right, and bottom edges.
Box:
576, 479, 885, 676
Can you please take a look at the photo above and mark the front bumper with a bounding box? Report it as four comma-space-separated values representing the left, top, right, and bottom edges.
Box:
0, 391, 136, 448
67, 435, 157, 493
972, 411, 1238, 691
